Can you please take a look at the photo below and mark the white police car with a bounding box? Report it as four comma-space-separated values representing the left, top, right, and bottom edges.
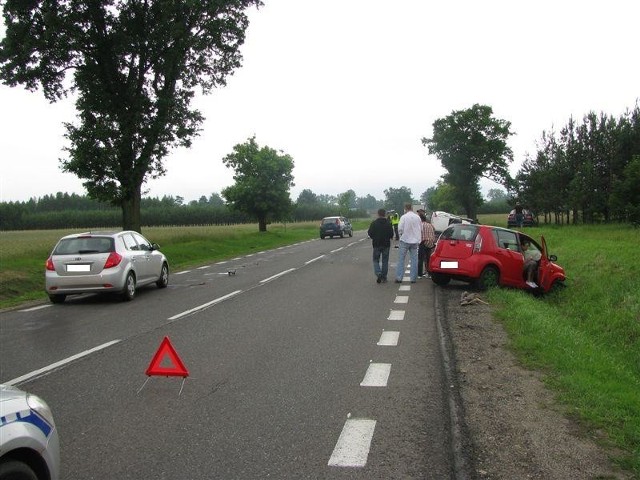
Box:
0, 385, 60, 480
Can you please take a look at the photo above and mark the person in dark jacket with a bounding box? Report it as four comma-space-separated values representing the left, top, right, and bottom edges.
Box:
368, 208, 395, 283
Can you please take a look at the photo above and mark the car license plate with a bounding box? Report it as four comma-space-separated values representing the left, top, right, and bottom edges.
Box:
440, 261, 458, 269
67, 264, 91, 272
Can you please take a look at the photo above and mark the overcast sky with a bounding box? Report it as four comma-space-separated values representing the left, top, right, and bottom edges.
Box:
1, 0, 638, 204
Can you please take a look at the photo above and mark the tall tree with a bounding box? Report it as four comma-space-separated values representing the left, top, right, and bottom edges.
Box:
487, 188, 507, 202
356, 194, 379, 211
425, 181, 464, 213
337, 189, 356, 214
0, 0, 262, 232
221, 136, 295, 232
610, 155, 640, 225
383, 186, 413, 213
422, 104, 514, 219
296, 189, 318, 205
208, 192, 225, 208
316, 194, 337, 205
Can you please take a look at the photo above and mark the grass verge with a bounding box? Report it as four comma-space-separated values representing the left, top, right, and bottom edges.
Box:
479, 221, 640, 475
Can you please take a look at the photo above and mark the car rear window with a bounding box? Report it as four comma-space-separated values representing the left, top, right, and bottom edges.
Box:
322, 218, 338, 224
440, 224, 480, 241
54, 237, 114, 255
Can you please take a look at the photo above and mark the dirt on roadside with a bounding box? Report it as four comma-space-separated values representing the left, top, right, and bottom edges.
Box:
439, 285, 633, 480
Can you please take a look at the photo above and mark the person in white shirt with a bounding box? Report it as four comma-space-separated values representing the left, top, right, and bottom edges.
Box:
395, 203, 423, 283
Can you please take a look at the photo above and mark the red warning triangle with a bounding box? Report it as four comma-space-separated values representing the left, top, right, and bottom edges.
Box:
145, 336, 189, 377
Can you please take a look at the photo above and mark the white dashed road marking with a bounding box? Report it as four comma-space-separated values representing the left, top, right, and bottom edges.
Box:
377, 331, 400, 346
328, 419, 377, 467
168, 290, 242, 320
387, 310, 405, 321
5, 340, 121, 386
259, 268, 296, 284
20, 304, 52, 312
360, 363, 392, 387
305, 255, 325, 265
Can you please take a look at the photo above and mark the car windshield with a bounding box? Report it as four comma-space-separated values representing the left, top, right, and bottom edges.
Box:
440, 224, 479, 241
54, 237, 114, 255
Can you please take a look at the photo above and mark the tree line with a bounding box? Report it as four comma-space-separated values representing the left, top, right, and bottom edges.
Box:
0, 187, 509, 232
514, 106, 640, 224
0, 192, 362, 231
422, 103, 640, 225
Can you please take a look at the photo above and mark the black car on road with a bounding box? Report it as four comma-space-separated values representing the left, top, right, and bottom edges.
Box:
320, 216, 353, 239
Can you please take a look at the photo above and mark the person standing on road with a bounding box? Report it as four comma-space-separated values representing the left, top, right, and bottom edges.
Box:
368, 208, 395, 283
395, 203, 422, 283
418, 211, 436, 278
390, 210, 400, 247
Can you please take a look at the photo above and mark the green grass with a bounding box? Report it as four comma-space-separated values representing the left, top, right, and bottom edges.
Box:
0, 220, 370, 308
481, 222, 640, 475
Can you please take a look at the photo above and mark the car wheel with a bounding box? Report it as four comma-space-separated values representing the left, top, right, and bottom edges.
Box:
348, 230, 353, 237
431, 273, 451, 286
340, 231, 344, 238
156, 263, 169, 288
122, 272, 136, 301
477, 266, 499, 290
550, 279, 566, 293
48, 294, 66, 304
320, 235, 325, 239
0, 459, 39, 480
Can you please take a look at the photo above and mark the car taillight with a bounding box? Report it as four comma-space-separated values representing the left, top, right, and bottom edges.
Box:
45, 257, 55, 271
473, 235, 483, 253
103, 252, 123, 269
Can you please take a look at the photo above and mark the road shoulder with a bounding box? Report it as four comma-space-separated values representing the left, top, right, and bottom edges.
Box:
439, 285, 631, 480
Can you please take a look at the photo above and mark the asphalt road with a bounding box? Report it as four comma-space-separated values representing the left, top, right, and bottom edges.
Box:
1, 231, 456, 479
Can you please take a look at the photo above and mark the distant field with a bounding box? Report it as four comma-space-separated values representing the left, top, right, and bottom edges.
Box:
477, 213, 509, 226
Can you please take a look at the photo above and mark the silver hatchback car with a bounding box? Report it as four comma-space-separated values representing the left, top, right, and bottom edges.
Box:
45, 231, 169, 303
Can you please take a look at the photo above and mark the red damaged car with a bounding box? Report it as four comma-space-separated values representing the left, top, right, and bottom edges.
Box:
428, 224, 566, 292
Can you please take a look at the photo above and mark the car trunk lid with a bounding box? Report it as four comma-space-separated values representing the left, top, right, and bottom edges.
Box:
435, 224, 480, 261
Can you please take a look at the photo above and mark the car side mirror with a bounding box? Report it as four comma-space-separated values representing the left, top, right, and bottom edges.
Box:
151, 243, 160, 251
549, 254, 557, 262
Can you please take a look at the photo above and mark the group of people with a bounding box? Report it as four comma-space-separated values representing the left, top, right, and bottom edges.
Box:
367, 203, 436, 284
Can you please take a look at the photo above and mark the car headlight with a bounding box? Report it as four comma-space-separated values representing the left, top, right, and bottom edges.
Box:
26, 393, 56, 428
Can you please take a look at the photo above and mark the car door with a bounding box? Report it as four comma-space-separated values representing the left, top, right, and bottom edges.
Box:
492, 229, 525, 287
536, 235, 554, 290
121, 232, 149, 282
133, 232, 159, 284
